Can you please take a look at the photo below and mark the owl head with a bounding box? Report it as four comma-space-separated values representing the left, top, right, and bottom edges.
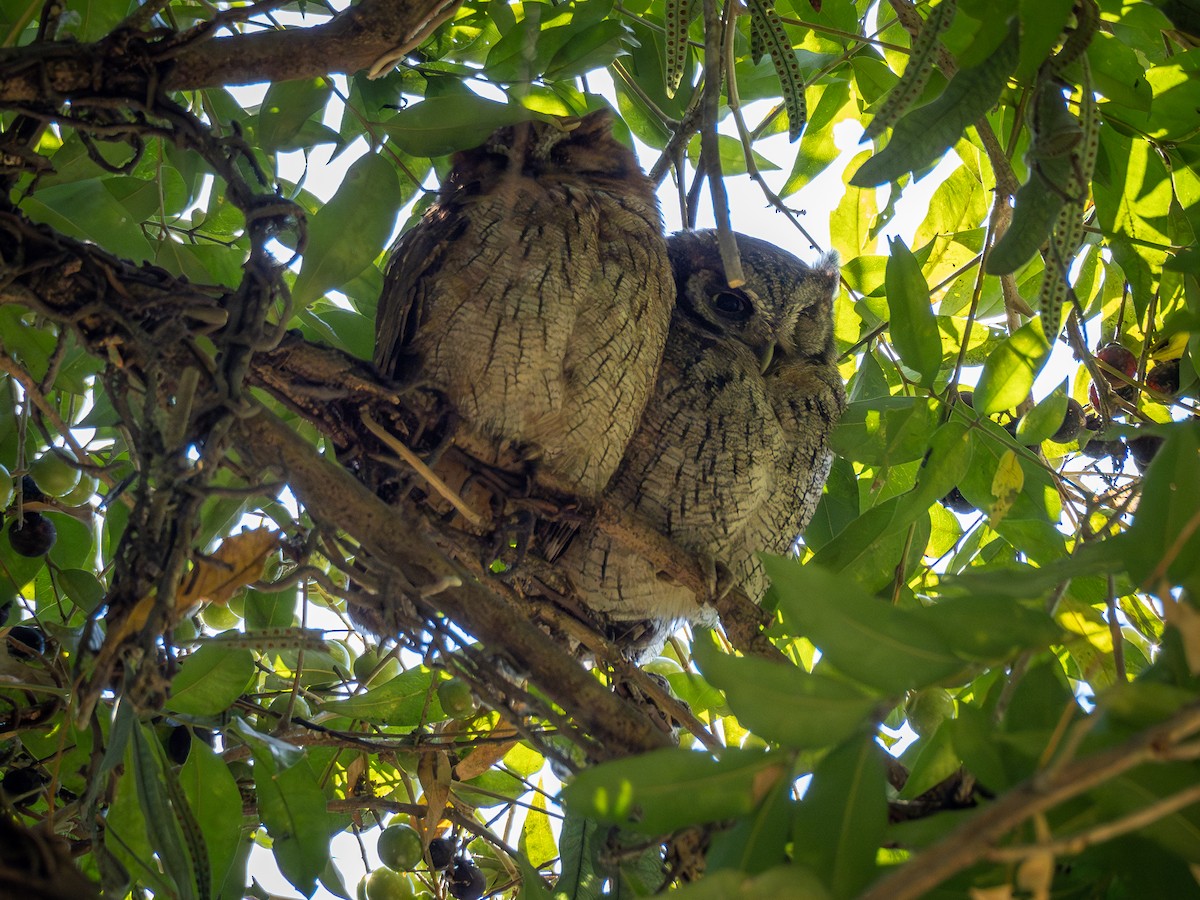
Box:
667, 230, 839, 371
449, 109, 651, 196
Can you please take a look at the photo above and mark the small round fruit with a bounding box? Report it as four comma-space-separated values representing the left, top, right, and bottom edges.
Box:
1, 766, 45, 801
1051, 399, 1086, 444
426, 836, 455, 871
642, 657, 684, 678
1096, 343, 1138, 378
267, 693, 312, 720
365, 867, 418, 900
448, 859, 486, 900
906, 688, 955, 737
173, 616, 200, 643
5, 624, 46, 659
354, 648, 401, 686
19, 475, 45, 503
1146, 359, 1181, 397
58, 473, 99, 507
1079, 416, 1127, 462
939, 487, 975, 514
167, 725, 192, 765
29, 452, 80, 498
1090, 343, 1139, 407
0, 463, 13, 510
1128, 435, 1165, 471
200, 602, 240, 631
8, 513, 56, 557
378, 823, 424, 872
437, 678, 477, 719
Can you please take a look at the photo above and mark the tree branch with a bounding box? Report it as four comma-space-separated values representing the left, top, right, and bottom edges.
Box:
0, 0, 461, 105
861, 702, 1200, 900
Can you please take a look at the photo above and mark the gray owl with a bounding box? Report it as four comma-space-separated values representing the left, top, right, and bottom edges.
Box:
557, 230, 845, 656
374, 109, 673, 498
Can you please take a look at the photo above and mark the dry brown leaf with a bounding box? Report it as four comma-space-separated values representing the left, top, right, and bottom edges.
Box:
453, 723, 519, 782
177, 527, 280, 611
418, 749, 453, 839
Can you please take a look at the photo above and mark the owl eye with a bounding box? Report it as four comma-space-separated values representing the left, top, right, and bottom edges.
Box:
710, 290, 753, 320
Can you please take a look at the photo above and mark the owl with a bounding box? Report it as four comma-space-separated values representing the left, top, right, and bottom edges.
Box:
556, 230, 845, 656
374, 109, 674, 498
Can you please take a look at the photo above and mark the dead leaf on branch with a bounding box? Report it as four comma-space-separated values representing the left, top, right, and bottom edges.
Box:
177, 527, 281, 612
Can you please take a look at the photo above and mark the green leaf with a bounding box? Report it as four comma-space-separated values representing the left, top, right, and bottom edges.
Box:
765, 557, 966, 693
23, 180, 154, 262
166, 643, 256, 716
884, 237, 942, 386
259, 78, 334, 150
973, 320, 1050, 414
1121, 422, 1200, 594
898, 724, 962, 800
910, 595, 1062, 662
1016, 0, 1074, 81
57, 568, 106, 614
321, 666, 446, 724
692, 630, 880, 748
791, 735, 886, 897
705, 783, 794, 876
382, 95, 535, 157
554, 812, 606, 900
243, 586, 297, 630
659, 866, 832, 899
852, 21, 1018, 186
180, 739, 245, 893
544, 19, 634, 81
986, 157, 1071, 275
1015, 381, 1068, 444
253, 747, 334, 897
291, 152, 403, 308
561, 748, 788, 834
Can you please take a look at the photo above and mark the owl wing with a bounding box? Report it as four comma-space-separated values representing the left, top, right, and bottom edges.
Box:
374, 202, 466, 381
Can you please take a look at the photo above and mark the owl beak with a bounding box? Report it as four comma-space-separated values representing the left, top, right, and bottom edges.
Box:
759, 342, 776, 375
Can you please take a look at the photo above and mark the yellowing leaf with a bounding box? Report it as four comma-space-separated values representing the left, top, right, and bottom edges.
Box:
178, 528, 279, 612
988, 450, 1024, 527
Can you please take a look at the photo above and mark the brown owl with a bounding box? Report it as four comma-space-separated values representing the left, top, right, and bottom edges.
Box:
374, 109, 673, 498
557, 230, 845, 656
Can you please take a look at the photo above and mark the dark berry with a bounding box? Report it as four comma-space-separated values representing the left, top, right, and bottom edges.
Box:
1146, 360, 1181, 397
427, 836, 455, 870
1079, 415, 1127, 462
1090, 344, 1139, 406
167, 726, 192, 765
7, 513, 56, 556
5, 624, 45, 659
1051, 399, 1086, 444
1, 767, 45, 801
1095, 343, 1138, 377
1128, 435, 1165, 471
955, 389, 974, 409
19, 475, 45, 503
449, 859, 486, 900
939, 487, 975, 514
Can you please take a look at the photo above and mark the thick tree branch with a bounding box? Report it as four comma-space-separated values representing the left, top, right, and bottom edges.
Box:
235, 404, 673, 758
861, 702, 1200, 900
0, 0, 460, 105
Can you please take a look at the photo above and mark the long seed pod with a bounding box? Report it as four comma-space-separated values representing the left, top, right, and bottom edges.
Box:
747, 0, 807, 139
864, 0, 957, 141
1041, 59, 1097, 341
665, 0, 691, 97
1048, 0, 1100, 77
